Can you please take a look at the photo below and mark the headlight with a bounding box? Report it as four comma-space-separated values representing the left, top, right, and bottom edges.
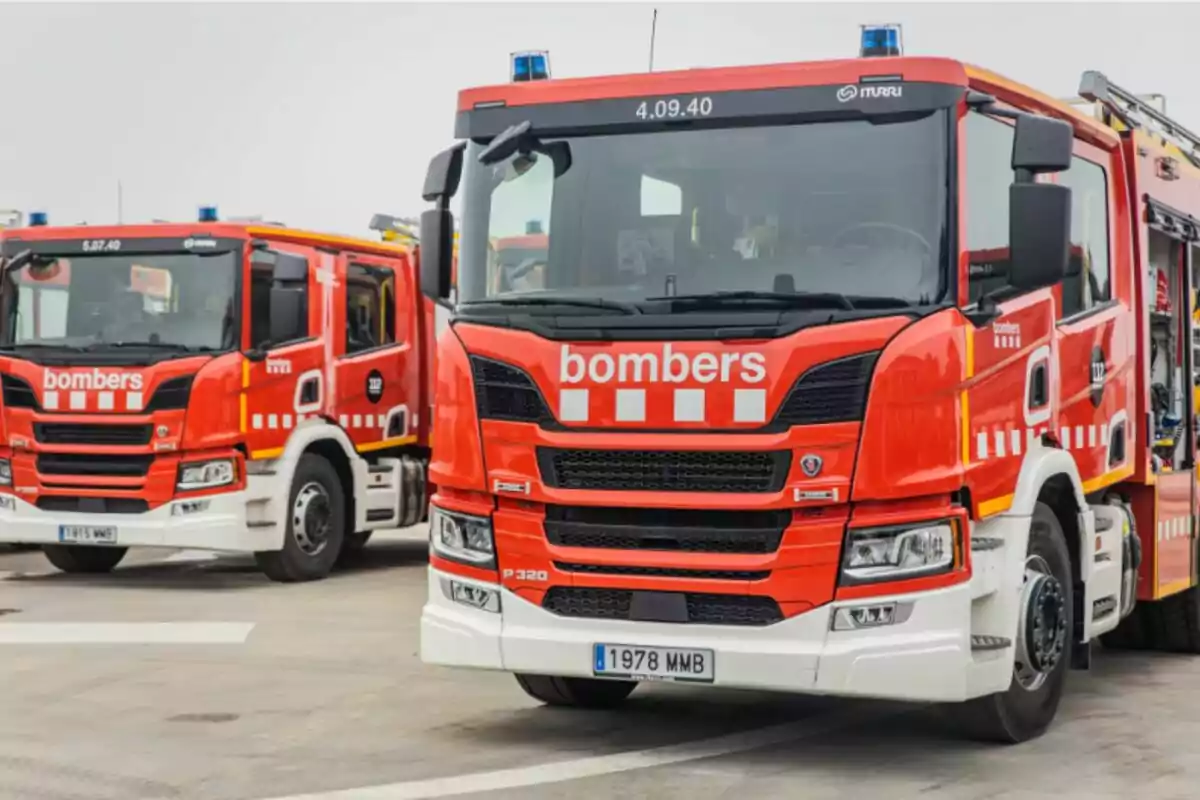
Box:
177, 459, 235, 491
429, 505, 495, 568
841, 521, 956, 584
0, 458, 10, 487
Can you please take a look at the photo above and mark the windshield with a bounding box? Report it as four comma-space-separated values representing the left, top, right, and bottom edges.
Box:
0, 250, 238, 352
456, 110, 951, 307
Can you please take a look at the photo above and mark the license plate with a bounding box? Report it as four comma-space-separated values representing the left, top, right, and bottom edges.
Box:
593, 643, 714, 683
58, 525, 117, 545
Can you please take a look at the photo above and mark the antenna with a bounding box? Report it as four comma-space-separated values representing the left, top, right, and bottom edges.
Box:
648, 8, 658, 72
117, 180, 123, 224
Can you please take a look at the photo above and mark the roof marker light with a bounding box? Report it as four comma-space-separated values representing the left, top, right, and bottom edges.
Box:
198, 205, 219, 222
28, 211, 47, 227
860, 24, 902, 58
511, 50, 550, 82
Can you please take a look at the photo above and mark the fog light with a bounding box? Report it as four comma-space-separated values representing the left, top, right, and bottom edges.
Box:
831, 601, 914, 631
0, 495, 13, 512
172, 499, 212, 516
440, 577, 501, 613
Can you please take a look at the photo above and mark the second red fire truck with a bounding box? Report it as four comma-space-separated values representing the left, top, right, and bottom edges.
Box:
0, 210, 435, 581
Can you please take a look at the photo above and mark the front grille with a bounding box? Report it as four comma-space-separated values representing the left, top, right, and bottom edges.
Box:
538, 448, 790, 493
1, 374, 37, 409
554, 562, 769, 581
774, 352, 878, 426
37, 453, 153, 477
542, 587, 783, 626
35, 496, 149, 514
471, 356, 552, 424
34, 423, 152, 446
545, 505, 788, 554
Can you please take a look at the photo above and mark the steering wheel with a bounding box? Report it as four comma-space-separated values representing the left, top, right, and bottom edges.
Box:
830, 222, 933, 256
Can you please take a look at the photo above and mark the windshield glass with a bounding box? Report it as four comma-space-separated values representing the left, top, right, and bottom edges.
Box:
0, 250, 238, 351
456, 110, 951, 307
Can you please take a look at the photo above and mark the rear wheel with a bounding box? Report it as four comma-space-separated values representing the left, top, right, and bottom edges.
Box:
515, 674, 637, 709
255, 454, 345, 583
42, 545, 127, 574
948, 501, 1072, 743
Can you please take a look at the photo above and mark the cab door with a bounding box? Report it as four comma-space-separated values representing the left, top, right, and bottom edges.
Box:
331, 253, 417, 456
242, 244, 325, 462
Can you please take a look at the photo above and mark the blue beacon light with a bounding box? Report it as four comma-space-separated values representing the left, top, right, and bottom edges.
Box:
198, 205, 219, 222
28, 211, 48, 227
511, 51, 550, 82
860, 24, 903, 58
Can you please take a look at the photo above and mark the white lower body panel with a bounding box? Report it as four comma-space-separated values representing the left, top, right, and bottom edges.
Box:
0, 484, 283, 553
421, 567, 981, 703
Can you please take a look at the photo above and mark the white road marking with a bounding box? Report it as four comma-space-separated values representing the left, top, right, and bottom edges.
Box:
0, 622, 255, 644
259, 706, 892, 800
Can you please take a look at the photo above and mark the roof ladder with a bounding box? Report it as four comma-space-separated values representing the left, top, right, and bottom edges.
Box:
1078, 70, 1200, 168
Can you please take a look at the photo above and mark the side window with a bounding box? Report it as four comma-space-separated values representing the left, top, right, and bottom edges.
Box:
345, 263, 396, 355
1059, 156, 1111, 317
248, 260, 274, 350
964, 111, 1016, 304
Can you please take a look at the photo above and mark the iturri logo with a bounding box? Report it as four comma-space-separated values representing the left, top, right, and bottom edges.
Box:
559, 344, 767, 385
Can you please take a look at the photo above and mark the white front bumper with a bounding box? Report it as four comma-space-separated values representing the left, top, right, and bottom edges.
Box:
420, 567, 980, 703
0, 488, 282, 553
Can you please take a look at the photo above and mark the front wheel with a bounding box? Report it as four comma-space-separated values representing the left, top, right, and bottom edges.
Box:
42, 545, 128, 574
515, 674, 637, 709
255, 454, 346, 583
947, 501, 1073, 743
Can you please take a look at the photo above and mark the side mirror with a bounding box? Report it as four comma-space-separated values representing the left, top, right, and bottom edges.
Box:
1012, 114, 1073, 174
420, 208, 454, 302
272, 252, 308, 282
1009, 182, 1071, 292
268, 284, 307, 346
422, 143, 466, 203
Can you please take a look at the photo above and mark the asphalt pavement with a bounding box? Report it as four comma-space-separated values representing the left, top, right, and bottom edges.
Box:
2, 532, 1199, 800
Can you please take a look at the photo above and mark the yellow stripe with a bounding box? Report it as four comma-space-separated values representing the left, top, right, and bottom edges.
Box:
250, 447, 284, 460
964, 326, 975, 378
356, 434, 418, 453
239, 360, 250, 434
239, 394, 247, 434
242, 360, 250, 388
978, 493, 1014, 518
1158, 577, 1193, 599
1081, 463, 1134, 495
960, 392, 971, 465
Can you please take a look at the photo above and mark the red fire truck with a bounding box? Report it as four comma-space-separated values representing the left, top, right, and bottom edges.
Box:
413, 26, 1200, 743
0, 209, 434, 581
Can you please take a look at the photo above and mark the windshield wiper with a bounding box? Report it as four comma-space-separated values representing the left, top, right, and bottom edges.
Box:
645, 290, 859, 311
0, 342, 89, 353
462, 296, 642, 315
81, 341, 216, 353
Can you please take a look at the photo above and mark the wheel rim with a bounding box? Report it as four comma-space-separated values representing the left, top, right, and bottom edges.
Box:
291, 482, 332, 556
1013, 553, 1068, 692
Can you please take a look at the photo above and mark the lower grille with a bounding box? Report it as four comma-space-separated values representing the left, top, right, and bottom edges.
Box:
537, 448, 790, 493
34, 423, 152, 446
35, 497, 149, 514
545, 505, 788, 554
554, 562, 769, 581
542, 587, 783, 626
37, 453, 154, 477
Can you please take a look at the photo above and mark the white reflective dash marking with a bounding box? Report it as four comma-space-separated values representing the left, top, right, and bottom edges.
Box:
268, 414, 278, 430
976, 432, 989, 460
1089, 425, 1097, 447
0, 622, 255, 644
252, 414, 264, 430
69, 391, 87, 410
126, 392, 143, 411
994, 430, 1007, 458
42, 391, 59, 410
673, 389, 705, 423
732, 389, 766, 423
614, 389, 646, 423
1060, 428, 1071, 449
1010, 429, 1022, 456
559, 389, 589, 423
97, 391, 115, 410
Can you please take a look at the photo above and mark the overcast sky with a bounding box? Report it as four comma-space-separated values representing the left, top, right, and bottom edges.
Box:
0, 2, 1196, 239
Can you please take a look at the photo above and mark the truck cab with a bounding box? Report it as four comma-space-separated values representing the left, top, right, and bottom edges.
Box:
0, 211, 434, 581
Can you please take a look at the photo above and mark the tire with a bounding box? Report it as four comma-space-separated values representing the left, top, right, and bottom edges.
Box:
254, 454, 346, 583
42, 545, 128, 574
515, 674, 637, 709
948, 501, 1073, 744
